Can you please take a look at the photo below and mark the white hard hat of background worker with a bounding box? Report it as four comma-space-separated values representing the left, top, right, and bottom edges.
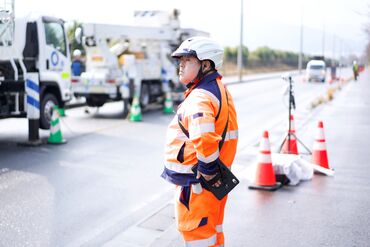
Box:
73, 49, 82, 58
171, 36, 224, 84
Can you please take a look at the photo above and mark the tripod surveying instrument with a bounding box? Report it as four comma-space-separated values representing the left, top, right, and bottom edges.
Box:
278, 74, 311, 155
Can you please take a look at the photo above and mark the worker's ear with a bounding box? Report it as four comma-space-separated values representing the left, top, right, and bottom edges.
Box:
202, 61, 210, 71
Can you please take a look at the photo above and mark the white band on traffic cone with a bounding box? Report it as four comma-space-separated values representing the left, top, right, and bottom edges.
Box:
259, 153, 272, 163
313, 140, 326, 151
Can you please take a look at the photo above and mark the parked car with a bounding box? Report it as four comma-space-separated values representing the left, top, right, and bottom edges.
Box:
306, 60, 326, 82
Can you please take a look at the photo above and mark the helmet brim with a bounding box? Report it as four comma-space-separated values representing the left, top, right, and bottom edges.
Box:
171, 49, 197, 58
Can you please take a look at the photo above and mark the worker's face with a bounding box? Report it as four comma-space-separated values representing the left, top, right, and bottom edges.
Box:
178, 56, 201, 84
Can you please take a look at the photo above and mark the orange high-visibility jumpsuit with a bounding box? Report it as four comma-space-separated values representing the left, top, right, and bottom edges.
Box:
162, 72, 238, 246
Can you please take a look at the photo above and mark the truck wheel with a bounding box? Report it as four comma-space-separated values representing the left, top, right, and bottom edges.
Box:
122, 98, 129, 119
40, 93, 58, 130
140, 83, 150, 109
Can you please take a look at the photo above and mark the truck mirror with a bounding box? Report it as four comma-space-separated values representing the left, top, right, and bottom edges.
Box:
75, 27, 82, 44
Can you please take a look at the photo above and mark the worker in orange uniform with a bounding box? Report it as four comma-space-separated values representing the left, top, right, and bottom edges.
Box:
161, 37, 238, 246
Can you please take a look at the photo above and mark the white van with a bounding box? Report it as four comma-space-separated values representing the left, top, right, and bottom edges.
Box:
306, 60, 326, 82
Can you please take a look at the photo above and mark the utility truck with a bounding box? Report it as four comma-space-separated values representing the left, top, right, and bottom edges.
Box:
72, 10, 207, 118
0, 0, 72, 130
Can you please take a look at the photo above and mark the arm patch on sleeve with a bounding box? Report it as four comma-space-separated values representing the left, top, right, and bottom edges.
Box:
192, 112, 204, 119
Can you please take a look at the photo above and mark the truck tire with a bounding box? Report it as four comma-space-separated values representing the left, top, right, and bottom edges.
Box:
122, 98, 129, 119
140, 83, 150, 109
40, 93, 58, 130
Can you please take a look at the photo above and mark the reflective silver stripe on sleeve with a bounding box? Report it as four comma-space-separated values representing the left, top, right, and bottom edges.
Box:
165, 163, 194, 174
197, 149, 219, 163
190, 123, 215, 138
185, 234, 217, 247
224, 130, 238, 141
191, 183, 203, 194
216, 224, 223, 233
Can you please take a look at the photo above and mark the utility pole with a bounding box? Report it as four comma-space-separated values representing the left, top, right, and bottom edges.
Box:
237, 0, 244, 82
322, 23, 325, 58
298, 4, 303, 74
332, 34, 336, 63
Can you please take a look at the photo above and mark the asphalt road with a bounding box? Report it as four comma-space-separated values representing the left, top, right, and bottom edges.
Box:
0, 68, 357, 246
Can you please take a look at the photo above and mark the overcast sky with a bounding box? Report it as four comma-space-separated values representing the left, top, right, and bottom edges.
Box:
15, 0, 370, 57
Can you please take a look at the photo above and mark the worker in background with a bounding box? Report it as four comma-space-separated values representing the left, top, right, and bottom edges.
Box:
71, 49, 85, 76
161, 37, 239, 246
353, 60, 359, 81
330, 61, 337, 83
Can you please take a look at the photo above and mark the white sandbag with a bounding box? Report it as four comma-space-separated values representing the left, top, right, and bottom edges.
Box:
272, 153, 314, 186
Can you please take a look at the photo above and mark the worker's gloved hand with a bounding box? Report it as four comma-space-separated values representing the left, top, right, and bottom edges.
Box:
196, 171, 222, 187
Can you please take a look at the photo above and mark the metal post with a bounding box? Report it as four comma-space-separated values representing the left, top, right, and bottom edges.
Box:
237, 0, 244, 82
322, 23, 325, 58
332, 34, 336, 62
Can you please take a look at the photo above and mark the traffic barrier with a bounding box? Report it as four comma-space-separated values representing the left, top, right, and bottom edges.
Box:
130, 96, 142, 122
280, 115, 298, 154
48, 106, 67, 144
163, 92, 174, 114
249, 131, 282, 191
312, 121, 330, 170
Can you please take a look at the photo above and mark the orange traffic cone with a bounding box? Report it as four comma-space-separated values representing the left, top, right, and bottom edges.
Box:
312, 121, 330, 169
249, 131, 282, 191
281, 115, 299, 154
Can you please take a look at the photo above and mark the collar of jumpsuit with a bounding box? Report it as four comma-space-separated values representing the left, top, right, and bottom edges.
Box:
162, 72, 237, 186
184, 71, 222, 97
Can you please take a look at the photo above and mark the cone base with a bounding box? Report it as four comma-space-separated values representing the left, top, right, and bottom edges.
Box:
48, 139, 67, 145
130, 116, 142, 122
248, 182, 282, 191
163, 108, 173, 114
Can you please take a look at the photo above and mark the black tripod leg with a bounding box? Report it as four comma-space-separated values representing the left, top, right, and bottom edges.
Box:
278, 133, 291, 153
291, 133, 312, 155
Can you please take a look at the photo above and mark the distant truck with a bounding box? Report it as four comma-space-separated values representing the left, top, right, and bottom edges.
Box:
306, 60, 326, 82
0, 2, 72, 129
72, 11, 207, 117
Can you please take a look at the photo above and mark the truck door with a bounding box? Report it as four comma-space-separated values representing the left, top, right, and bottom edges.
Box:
38, 17, 71, 103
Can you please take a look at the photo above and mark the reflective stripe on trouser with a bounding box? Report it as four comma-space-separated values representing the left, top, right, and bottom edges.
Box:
175, 185, 228, 247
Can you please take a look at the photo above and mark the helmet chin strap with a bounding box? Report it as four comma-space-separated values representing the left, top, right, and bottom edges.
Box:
187, 61, 214, 88
196, 61, 214, 80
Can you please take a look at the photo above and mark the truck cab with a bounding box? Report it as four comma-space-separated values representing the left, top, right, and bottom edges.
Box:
0, 13, 72, 129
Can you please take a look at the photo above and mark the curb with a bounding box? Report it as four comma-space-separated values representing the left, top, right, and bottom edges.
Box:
310, 76, 353, 109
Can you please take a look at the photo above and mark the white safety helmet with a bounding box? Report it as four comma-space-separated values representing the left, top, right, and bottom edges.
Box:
73, 49, 82, 57
172, 36, 224, 70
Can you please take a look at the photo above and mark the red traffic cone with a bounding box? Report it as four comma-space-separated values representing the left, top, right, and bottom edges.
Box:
312, 121, 330, 169
249, 131, 282, 191
281, 115, 299, 154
